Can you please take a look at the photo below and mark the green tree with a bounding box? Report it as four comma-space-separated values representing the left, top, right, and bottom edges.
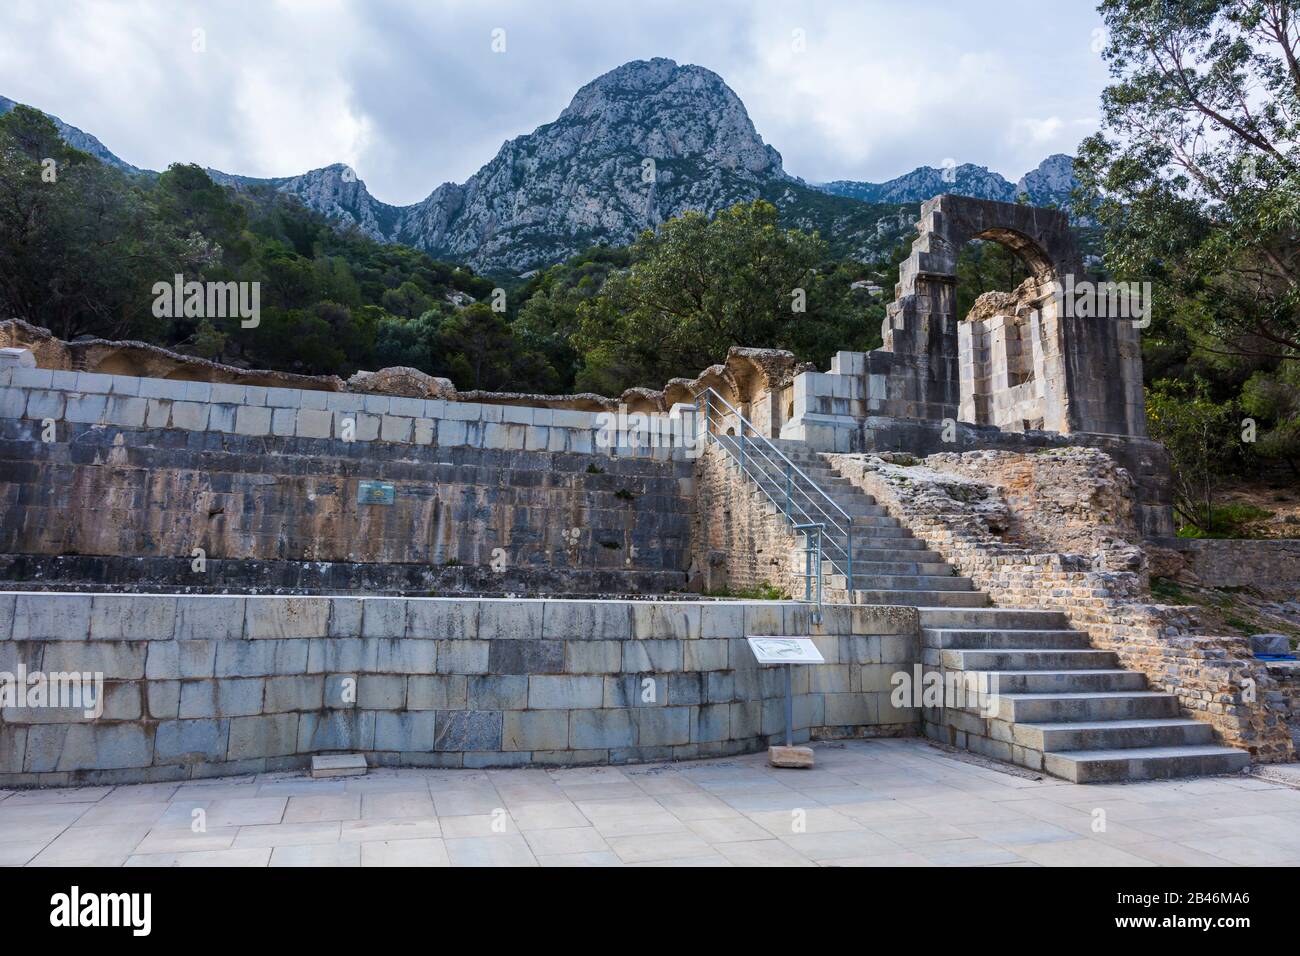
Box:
1076, 0, 1300, 502
1077, 0, 1300, 362
1147, 378, 1251, 533
513, 245, 631, 391
0, 106, 173, 340
1242, 363, 1300, 475
437, 303, 555, 392
573, 200, 851, 393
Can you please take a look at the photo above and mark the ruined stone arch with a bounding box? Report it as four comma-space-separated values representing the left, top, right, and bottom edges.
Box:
878, 195, 1145, 437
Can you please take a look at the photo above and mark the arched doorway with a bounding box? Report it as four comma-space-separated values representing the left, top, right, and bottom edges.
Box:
876, 195, 1145, 437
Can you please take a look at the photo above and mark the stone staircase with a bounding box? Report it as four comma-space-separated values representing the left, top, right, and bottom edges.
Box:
719, 435, 1251, 783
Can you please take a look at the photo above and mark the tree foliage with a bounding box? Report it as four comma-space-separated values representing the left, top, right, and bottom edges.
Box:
1077, 0, 1300, 496
571, 200, 883, 394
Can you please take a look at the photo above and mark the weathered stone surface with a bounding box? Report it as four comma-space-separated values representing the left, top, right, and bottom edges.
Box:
175, 597, 245, 641
0, 594, 911, 784
89, 595, 176, 641
298, 711, 376, 753
488, 639, 564, 674
247, 598, 330, 640
502, 710, 569, 751
347, 366, 456, 400
375, 711, 438, 751
228, 713, 299, 760
406, 675, 466, 711
570, 709, 636, 750
528, 675, 603, 710
768, 745, 814, 768
311, 753, 367, 777
433, 710, 501, 751
466, 675, 527, 710
13, 594, 91, 640
155, 719, 228, 764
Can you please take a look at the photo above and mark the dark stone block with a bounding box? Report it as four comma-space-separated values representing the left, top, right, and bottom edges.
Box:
434, 710, 502, 751
488, 639, 565, 674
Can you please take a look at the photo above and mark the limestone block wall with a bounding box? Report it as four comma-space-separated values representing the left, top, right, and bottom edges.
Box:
958, 311, 1055, 432
0, 362, 693, 455
0, 594, 919, 786
0, 364, 697, 594
828, 451, 1295, 763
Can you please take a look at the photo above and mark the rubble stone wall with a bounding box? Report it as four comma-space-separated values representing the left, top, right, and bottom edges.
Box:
690, 445, 806, 598
1149, 538, 1300, 591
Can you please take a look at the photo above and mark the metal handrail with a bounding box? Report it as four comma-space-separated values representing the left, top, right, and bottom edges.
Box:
792, 522, 825, 611
695, 387, 854, 587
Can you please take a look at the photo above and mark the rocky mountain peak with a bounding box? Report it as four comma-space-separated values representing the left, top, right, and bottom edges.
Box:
555, 58, 784, 176
385, 57, 790, 270
1016, 153, 1078, 207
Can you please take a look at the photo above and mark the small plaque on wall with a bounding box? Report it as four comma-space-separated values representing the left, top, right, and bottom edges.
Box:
357, 480, 395, 505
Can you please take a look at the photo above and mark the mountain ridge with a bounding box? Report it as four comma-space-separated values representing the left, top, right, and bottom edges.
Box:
2, 59, 1079, 272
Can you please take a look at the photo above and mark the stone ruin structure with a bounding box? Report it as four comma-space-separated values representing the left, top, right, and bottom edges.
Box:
0, 194, 1294, 785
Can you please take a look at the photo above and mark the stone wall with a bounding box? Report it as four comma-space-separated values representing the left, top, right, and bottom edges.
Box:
689, 445, 806, 598
827, 449, 1295, 763
0, 594, 919, 786
1149, 538, 1300, 590
0, 364, 697, 594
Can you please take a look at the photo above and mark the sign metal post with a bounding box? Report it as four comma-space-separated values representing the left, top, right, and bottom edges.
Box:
746, 636, 825, 768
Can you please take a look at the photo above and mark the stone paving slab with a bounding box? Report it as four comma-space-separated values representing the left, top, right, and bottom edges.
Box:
1, 738, 1298, 867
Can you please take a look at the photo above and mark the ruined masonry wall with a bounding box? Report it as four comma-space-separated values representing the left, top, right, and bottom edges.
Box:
0, 365, 696, 592
1150, 538, 1300, 591
690, 445, 806, 598
827, 450, 1295, 763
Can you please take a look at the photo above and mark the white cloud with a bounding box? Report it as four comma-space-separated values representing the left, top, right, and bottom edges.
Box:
0, 0, 1110, 203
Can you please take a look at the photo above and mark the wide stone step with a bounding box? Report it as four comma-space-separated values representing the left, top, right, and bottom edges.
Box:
845, 521, 912, 535
794, 524, 915, 540
778, 510, 905, 531
852, 589, 989, 608
837, 574, 972, 590
923, 628, 1092, 649
989, 691, 1181, 723
1043, 745, 1250, 783
1016, 718, 1216, 752
973, 669, 1148, 693
762, 497, 891, 520
841, 559, 954, 576
747, 478, 878, 502
848, 538, 933, 554
852, 546, 944, 562
835, 574, 975, 592
918, 607, 1069, 630
941, 648, 1121, 670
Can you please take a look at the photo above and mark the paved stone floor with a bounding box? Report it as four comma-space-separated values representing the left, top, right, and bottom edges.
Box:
2, 738, 1299, 867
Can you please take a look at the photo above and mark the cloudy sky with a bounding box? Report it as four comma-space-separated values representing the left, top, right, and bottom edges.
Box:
1, 0, 1110, 206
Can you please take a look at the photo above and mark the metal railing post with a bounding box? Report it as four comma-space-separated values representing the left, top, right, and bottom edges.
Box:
738, 416, 746, 478
846, 524, 853, 599
815, 535, 824, 608
785, 461, 792, 524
